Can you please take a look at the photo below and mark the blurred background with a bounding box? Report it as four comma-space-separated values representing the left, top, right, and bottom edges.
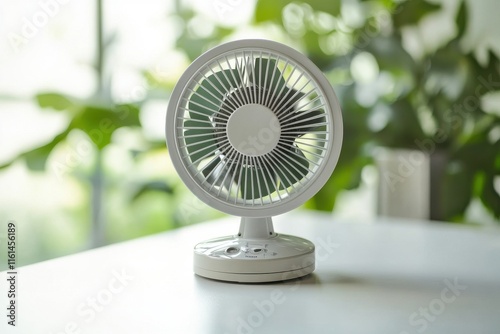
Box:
0, 0, 499, 269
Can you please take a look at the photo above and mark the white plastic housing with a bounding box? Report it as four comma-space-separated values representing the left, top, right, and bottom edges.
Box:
194, 217, 315, 283
164, 40, 343, 283
166, 39, 343, 218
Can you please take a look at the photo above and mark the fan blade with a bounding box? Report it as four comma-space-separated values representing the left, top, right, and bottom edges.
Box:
239, 165, 277, 200
184, 120, 217, 163
189, 69, 242, 119
201, 157, 232, 189
282, 109, 325, 136
276, 146, 309, 189
252, 58, 285, 94
201, 157, 221, 177
273, 88, 305, 114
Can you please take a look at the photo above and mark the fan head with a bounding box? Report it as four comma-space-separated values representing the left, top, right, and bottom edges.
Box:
166, 39, 343, 282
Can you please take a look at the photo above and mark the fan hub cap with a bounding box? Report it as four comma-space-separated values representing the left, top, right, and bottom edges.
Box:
227, 104, 280, 156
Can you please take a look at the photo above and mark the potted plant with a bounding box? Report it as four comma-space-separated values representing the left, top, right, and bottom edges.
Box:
361, 1, 500, 221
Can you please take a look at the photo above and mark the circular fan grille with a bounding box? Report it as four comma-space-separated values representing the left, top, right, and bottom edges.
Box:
167, 40, 342, 217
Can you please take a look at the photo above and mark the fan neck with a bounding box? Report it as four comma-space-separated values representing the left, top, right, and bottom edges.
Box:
238, 217, 276, 239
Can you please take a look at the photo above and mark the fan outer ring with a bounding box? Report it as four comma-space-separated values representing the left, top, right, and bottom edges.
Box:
166, 39, 343, 218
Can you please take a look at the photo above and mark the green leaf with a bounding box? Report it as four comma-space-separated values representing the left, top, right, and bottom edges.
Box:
441, 164, 474, 221
468, 50, 500, 96
306, 0, 341, 16
175, 20, 234, 61
305, 158, 364, 211
254, 0, 280, 23
303, 29, 331, 71
253, 0, 340, 69
189, 69, 241, 120
252, 58, 286, 94
239, 165, 277, 200
441, 127, 500, 219
0, 124, 71, 171
131, 181, 174, 201
454, 130, 498, 170
70, 104, 141, 150
254, 0, 341, 23
426, 41, 470, 100
364, 36, 417, 76
376, 98, 425, 149
0, 161, 13, 170
479, 172, 500, 219
23, 142, 58, 171
36, 93, 74, 111
23, 128, 70, 171
276, 146, 309, 189
393, 0, 442, 28
426, 93, 464, 142
184, 120, 217, 163
0, 103, 140, 169
456, 0, 467, 38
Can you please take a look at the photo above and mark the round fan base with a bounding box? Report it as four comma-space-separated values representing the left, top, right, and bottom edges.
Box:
193, 232, 315, 283
194, 263, 314, 283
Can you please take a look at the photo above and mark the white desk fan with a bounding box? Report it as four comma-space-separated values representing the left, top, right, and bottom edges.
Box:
166, 39, 343, 283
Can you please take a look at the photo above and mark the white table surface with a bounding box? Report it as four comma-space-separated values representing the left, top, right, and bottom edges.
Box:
2, 211, 500, 334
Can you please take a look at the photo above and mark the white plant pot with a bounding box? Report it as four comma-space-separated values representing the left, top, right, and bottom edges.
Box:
374, 148, 430, 220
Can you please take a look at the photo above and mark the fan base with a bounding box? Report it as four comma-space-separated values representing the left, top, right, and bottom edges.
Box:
195, 263, 314, 283
193, 232, 315, 283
